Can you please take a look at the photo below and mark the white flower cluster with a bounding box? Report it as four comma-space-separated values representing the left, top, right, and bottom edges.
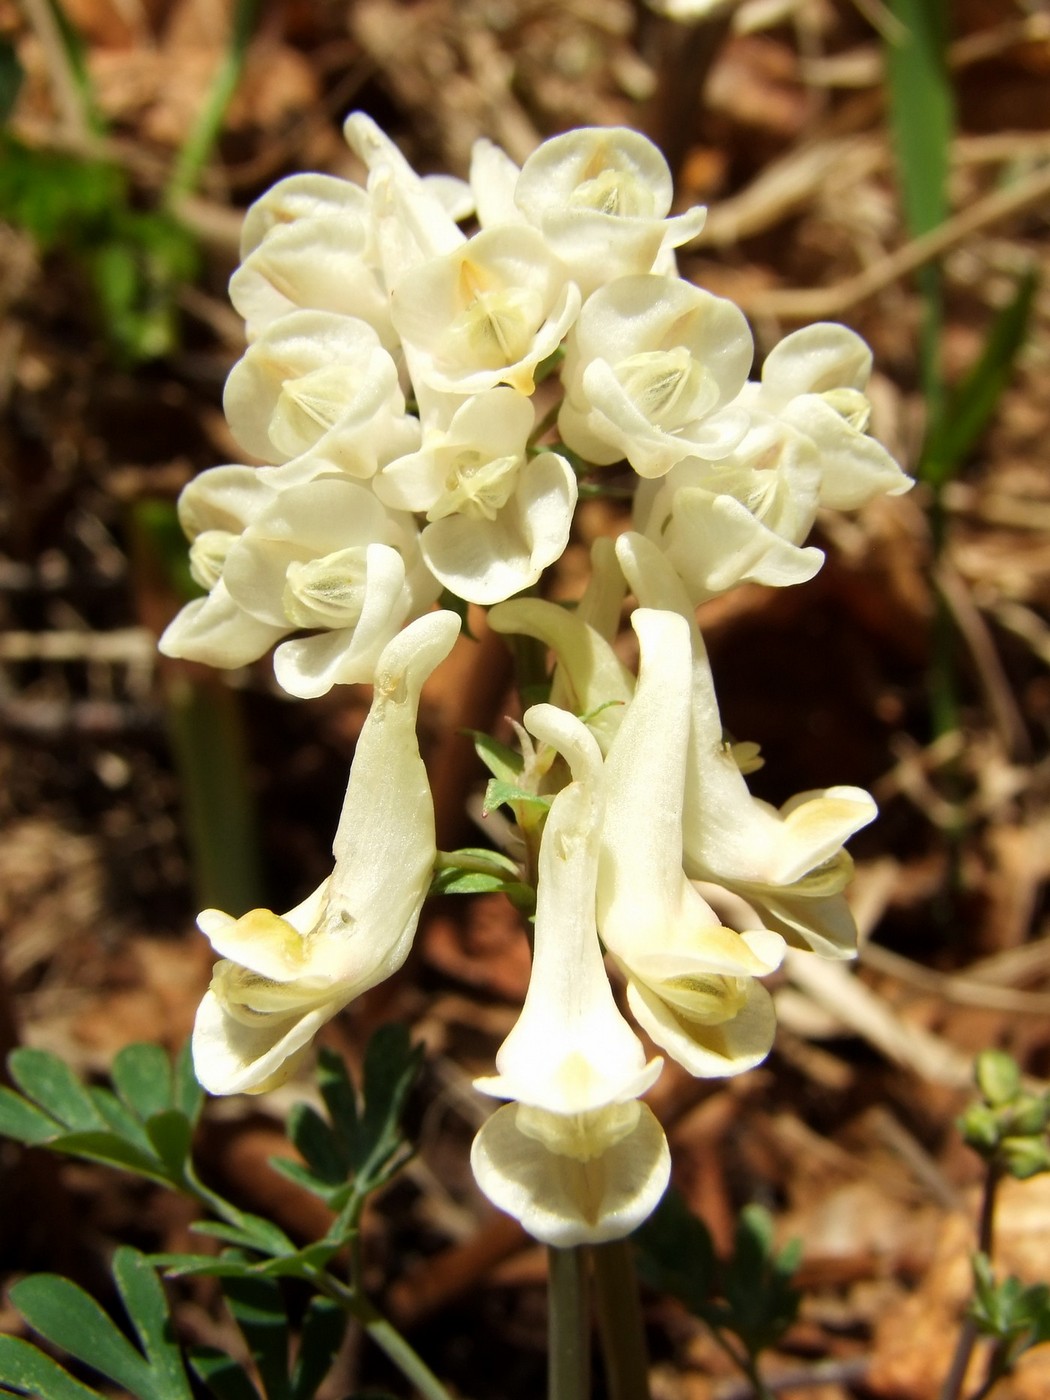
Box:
171, 116, 910, 1247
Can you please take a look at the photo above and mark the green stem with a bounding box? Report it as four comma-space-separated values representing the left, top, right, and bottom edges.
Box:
929, 572, 959, 743
308, 1271, 456, 1400
363, 1310, 457, 1400
939, 1163, 1001, 1400
592, 1240, 650, 1400
165, 0, 258, 207
180, 1161, 259, 1231
708, 1327, 775, 1400
529, 398, 562, 448
549, 1245, 590, 1400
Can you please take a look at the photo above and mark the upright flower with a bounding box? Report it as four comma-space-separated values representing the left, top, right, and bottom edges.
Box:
162, 472, 440, 699
223, 311, 418, 478
558, 274, 753, 476
741, 323, 912, 508
192, 610, 460, 1095
375, 388, 577, 605
468, 125, 706, 273
632, 418, 825, 599
389, 226, 580, 397
471, 704, 669, 1246
229, 173, 395, 348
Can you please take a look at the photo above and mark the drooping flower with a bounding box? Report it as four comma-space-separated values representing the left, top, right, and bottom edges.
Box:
597, 607, 785, 1077
616, 533, 877, 959
192, 610, 460, 1095
471, 704, 669, 1246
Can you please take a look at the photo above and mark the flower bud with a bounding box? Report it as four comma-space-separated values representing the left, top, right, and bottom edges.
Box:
958, 1103, 1001, 1156
999, 1136, 1050, 1181
975, 1048, 1022, 1107
1001, 1093, 1050, 1138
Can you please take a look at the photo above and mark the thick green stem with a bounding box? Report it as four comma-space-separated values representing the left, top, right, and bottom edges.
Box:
549, 1246, 590, 1400
592, 1240, 650, 1400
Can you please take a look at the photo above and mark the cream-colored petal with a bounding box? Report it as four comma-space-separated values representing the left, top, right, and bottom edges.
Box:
240, 173, 370, 259
421, 451, 575, 605
625, 974, 777, 1078
470, 1101, 670, 1246
158, 584, 286, 669
761, 323, 872, 404
192, 989, 341, 1096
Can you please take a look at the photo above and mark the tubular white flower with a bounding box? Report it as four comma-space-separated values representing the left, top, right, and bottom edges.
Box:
745, 323, 912, 508
597, 608, 785, 1078
376, 389, 577, 604
192, 611, 461, 1095
471, 704, 669, 1246
223, 311, 417, 476
513, 127, 707, 296
389, 226, 580, 396
617, 534, 877, 959
558, 274, 753, 476
633, 418, 825, 599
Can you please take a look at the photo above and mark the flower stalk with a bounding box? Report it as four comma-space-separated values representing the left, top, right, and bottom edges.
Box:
593, 1240, 651, 1400
549, 1246, 591, 1400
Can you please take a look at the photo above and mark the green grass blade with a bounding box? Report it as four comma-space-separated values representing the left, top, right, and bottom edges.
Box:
883, 0, 955, 427
884, 0, 953, 239
922, 266, 1039, 486
165, 0, 259, 206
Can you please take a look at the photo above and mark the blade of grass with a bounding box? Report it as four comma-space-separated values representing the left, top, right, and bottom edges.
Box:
922, 266, 1039, 488
165, 0, 259, 208
884, 0, 959, 746
883, 0, 954, 436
